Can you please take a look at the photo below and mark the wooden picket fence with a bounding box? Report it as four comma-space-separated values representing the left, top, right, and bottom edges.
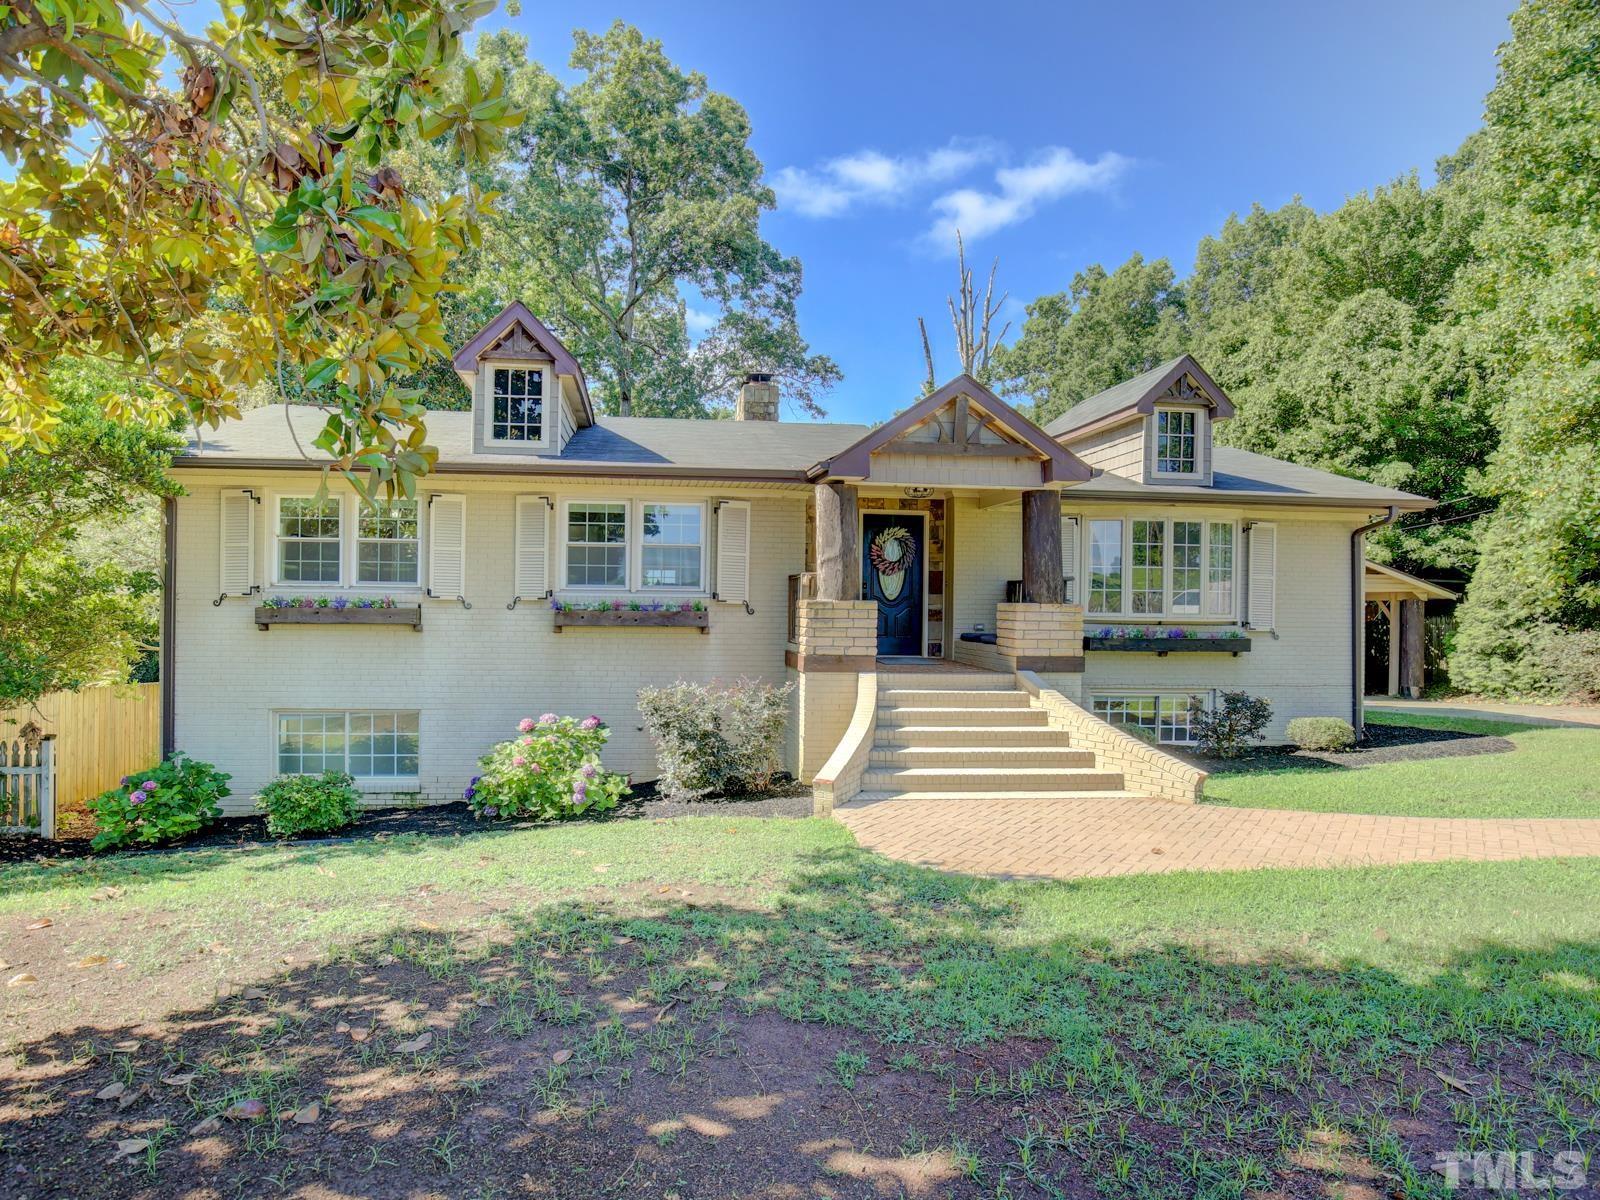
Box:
1, 738, 54, 838
0, 684, 161, 834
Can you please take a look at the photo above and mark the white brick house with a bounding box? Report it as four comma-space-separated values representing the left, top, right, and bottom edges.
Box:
163, 303, 1433, 813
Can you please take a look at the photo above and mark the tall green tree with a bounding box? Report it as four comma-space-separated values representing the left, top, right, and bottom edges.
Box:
0, 361, 181, 710
994, 254, 1186, 426
1451, 0, 1600, 695
464, 24, 838, 417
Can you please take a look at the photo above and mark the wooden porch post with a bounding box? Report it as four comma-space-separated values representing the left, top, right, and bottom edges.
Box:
1401, 598, 1425, 699
1020, 490, 1063, 604
814, 482, 860, 602
1381, 599, 1400, 697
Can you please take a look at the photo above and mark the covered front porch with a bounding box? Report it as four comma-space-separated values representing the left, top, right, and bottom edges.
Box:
783, 375, 1093, 784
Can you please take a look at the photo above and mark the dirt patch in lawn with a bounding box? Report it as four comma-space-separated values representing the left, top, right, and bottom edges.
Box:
3, 912, 1584, 1199
1193, 719, 1517, 777
0, 782, 814, 867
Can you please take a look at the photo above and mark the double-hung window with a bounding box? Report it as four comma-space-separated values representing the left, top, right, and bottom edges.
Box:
1080, 518, 1237, 618
489, 367, 544, 443
277, 711, 419, 780
277, 497, 342, 584
562, 500, 709, 592
639, 502, 704, 590
357, 500, 419, 585
1154, 409, 1197, 474
565, 501, 629, 588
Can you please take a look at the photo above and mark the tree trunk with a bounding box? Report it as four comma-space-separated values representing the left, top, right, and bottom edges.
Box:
1401, 598, 1425, 698
814, 482, 859, 602
1020, 490, 1063, 603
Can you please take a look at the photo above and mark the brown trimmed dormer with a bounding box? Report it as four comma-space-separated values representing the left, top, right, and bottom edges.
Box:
451, 302, 595, 456
1043, 354, 1234, 486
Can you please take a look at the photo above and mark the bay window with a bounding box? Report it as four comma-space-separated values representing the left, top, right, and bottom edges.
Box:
1080, 517, 1237, 619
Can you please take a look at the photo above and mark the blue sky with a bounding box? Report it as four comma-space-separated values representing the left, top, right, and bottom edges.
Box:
478, 0, 1512, 423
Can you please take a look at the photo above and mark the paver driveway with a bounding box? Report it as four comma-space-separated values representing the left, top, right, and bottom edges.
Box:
833, 794, 1600, 879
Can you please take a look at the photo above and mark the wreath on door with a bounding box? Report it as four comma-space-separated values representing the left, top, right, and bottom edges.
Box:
869, 525, 916, 601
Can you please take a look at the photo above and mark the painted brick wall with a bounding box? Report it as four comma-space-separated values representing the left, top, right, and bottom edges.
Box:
171, 473, 805, 812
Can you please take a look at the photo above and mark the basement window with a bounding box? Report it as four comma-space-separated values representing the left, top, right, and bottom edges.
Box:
1092, 694, 1199, 745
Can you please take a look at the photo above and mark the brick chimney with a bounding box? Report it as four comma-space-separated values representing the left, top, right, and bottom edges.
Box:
736, 372, 780, 421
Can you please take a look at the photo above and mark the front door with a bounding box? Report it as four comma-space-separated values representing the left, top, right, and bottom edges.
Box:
862, 513, 924, 656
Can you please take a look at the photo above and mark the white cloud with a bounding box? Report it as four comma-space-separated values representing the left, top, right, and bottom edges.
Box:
924, 147, 1131, 248
683, 305, 719, 338
772, 139, 998, 218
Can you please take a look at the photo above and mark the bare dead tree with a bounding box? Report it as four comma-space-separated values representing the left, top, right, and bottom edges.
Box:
917, 316, 937, 395
917, 229, 1010, 389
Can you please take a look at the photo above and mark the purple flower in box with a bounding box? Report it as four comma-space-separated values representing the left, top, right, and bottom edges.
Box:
549, 598, 563, 612
1167, 626, 1186, 639
332, 596, 349, 611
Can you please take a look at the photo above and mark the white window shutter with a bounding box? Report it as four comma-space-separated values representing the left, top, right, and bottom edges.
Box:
218, 489, 255, 596
1060, 515, 1080, 604
1247, 522, 1276, 630
715, 500, 751, 604
514, 495, 550, 599
427, 494, 467, 599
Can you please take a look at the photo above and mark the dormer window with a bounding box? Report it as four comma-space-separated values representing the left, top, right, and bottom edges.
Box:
1154, 409, 1196, 475
490, 367, 544, 443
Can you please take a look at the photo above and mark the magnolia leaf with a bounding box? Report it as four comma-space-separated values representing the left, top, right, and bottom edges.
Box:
292, 1101, 321, 1124
240, 986, 268, 1000
253, 222, 299, 256
189, 1115, 222, 1136
6, 972, 37, 987
705, 981, 726, 993
161, 1072, 197, 1086
77, 955, 109, 968
96, 1082, 126, 1101
550, 1049, 572, 1065
394, 1032, 433, 1053
225, 1098, 268, 1120
26, 919, 51, 930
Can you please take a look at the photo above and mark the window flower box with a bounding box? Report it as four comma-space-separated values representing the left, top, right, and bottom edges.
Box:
551, 599, 709, 633
1085, 627, 1250, 657
255, 597, 422, 631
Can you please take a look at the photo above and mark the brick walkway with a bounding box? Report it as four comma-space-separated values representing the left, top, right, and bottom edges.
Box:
832, 795, 1600, 879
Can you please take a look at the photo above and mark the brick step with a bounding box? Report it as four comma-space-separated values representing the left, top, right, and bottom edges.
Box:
860, 766, 1126, 792
878, 706, 1051, 728
851, 789, 1150, 803
878, 689, 1032, 709
876, 671, 1014, 690
869, 745, 1097, 768
876, 725, 1074, 748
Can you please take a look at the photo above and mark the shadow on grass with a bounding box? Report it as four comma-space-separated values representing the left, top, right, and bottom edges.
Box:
3, 846, 1597, 1199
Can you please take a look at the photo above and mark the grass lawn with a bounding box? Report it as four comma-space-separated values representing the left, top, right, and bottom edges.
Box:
2, 815, 1598, 1198
1201, 710, 1600, 818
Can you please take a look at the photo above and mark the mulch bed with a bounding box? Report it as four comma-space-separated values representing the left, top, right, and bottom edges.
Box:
0, 780, 814, 868
1185, 718, 1518, 775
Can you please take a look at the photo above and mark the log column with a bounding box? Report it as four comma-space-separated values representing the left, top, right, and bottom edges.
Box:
1020, 489, 1063, 603
814, 482, 860, 601
1401, 598, 1425, 698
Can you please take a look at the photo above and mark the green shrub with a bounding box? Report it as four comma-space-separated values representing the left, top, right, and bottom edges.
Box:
1188, 691, 1272, 758
257, 771, 362, 837
466, 713, 628, 821
1536, 630, 1600, 702
1286, 716, 1357, 751
88, 752, 230, 852
636, 677, 796, 801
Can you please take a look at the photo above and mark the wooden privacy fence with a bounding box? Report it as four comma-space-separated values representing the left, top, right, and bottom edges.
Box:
0, 684, 161, 819
1, 738, 54, 838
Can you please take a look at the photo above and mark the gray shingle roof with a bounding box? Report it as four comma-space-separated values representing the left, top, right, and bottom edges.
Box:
1042, 357, 1188, 436
177, 404, 1431, 508
178, 405, 871, 478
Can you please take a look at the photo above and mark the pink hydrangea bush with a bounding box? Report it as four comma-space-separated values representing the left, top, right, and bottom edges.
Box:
464, 715, 627, 820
